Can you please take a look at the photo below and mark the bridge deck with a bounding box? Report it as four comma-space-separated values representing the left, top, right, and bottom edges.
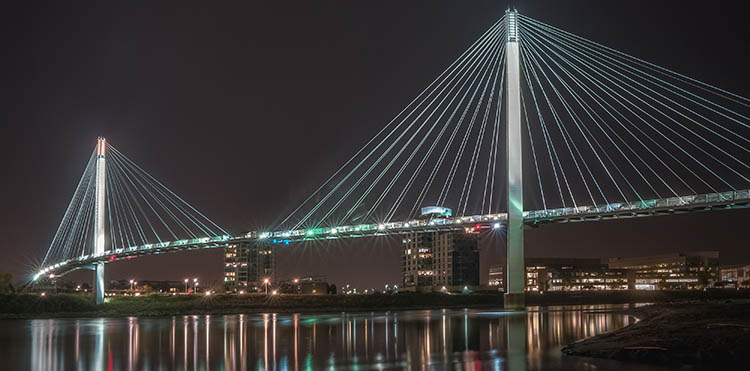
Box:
34, 189, 750, 280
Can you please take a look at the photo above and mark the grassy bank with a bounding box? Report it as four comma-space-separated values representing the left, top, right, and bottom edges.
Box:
562, 299, 750, 368
3, 289, 750, 319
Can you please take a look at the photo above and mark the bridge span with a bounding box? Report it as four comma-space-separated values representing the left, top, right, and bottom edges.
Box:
34, 189, 750, 281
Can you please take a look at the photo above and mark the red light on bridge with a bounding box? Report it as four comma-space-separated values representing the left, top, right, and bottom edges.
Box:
109, 255, 116, 261
475, 224, 481, 230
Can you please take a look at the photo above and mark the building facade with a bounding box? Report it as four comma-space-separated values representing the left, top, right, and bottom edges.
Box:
525, 258, 630, 291
402, 229, 479, 292
224, 242, 275, 292
488, 265, 504, 289
720, 264, 750, 288
608, 251, 719, 290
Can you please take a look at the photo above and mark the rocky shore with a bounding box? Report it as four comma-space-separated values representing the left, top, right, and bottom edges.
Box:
562, 299, 750, 369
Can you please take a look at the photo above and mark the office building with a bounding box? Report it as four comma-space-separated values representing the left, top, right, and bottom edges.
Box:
720, 264, 750, 288
402, 229, 479, 292
525, 258, 630, 291
224, 242, 275, 292
608, 251, 719, 290
488, 265, 504, 289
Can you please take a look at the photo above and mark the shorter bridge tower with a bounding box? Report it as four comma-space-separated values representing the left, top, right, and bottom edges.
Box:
94, 137, 107, 304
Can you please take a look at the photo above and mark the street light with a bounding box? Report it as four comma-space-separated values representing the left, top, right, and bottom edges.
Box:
184, 278, 189, 293
130, 279, 134, 291
193, 278, 198, 293
263, 278, 270, 294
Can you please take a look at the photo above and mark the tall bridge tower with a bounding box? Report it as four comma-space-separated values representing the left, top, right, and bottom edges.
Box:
504, 8, 525, 310
93, 137, 107, 304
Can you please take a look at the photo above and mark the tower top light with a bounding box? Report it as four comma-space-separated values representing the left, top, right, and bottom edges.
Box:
506, 8, 519, 43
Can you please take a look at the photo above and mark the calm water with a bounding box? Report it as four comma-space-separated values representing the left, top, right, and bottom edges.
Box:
0, 304, 669, 371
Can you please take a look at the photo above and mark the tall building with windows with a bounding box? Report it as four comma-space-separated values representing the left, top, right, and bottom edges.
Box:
224, 242, 274, 292
401, 229, 479, 292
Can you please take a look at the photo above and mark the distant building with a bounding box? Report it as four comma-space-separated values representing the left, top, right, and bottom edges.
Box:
488, 265, 504, 290
278, 276, 331, 295
720, 264, 750, 288
224, 242, 275, 292
525, 258, 630, 291
608, 251, 719, 290
402, 229, 479, 292
109, 279, 183, 293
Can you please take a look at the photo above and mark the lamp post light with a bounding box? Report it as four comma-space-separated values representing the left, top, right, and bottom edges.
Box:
184, 278, 189, 293
263, 278, 270, 294
193, 278, 198, 293
129, 279, 134, 291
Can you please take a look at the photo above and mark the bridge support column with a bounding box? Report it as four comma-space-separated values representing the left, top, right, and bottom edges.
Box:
504, 9, 525, 310
94, 137, 107, 304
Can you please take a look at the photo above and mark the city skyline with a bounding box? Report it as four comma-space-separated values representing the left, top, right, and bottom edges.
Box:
1, 1, 749, 290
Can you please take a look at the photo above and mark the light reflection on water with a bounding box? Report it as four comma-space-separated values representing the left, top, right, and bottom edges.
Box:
0, 304, 668, 370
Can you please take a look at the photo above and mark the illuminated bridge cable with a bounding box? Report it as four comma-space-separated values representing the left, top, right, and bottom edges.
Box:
380, 34, 507, 222
280, 18, 504, 229
524, 32, 638, 203
379, 43, 505, 222
520, 19, 750, 187
305, 25, 505, 227
518, 15, 750, 109
523, 29, 667, 199
409, 46, 506, 217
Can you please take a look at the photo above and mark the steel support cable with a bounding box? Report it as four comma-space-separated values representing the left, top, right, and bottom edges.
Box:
524, 32, 646, 202
487, 69, 505, 213
78, 189, 95, 257
294, 26, 504, 229
108, 161, 139, 247
108, 146, 229, 236
62, 165, 96, 260
437, 34, 507, 208
109, 162, 150, 245
525, 24, 750, 159
521, 91, 547, 210
518, 15, 750, 108
384, 44, 506, 222
530, 30, 742, 188
459, 44, 504, 216
279, 19, 504, 228
109, 151, 200, 239
384, 39, 506, 221
483, 63, 507, 213
43, 152, 96, 265
410, 49, 506, 217
524, 44, 600, 206
523, 29, 702, 195
109, 153, 190, 240
522, 19, 750, 132
525, 38, 622, 204
106, 168, 127, 251
109, 155, 175, 242
354, 30, 504, 223
523, 28, 677, 199
321, 27, 506, 226
521, 50, 569, 208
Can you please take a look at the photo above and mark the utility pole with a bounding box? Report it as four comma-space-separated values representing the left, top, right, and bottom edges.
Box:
504, 9, 525, 310
94, 137, 107, 304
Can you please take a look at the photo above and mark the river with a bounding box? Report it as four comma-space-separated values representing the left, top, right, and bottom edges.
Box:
0, 304, 669, 370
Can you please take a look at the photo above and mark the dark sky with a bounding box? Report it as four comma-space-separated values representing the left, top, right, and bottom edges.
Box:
1, 1, 748, 290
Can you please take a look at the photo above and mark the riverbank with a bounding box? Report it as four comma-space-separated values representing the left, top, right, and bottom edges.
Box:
3, 289, 750, 319
562, 299, 750, 368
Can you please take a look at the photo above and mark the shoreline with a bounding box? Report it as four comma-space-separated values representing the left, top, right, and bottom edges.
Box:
562, 299, 750, 368
3, 289, 750, 320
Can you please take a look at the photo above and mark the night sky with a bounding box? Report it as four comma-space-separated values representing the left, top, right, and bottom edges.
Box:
1, 1, 748, 290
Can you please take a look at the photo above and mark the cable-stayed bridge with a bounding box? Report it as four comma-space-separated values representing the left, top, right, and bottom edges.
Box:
33, 10, 750, 308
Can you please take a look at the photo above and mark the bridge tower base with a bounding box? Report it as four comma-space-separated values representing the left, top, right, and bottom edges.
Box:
504, 8, 525, 311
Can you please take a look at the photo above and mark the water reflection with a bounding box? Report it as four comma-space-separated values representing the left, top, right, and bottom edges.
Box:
1, 304, 669, 370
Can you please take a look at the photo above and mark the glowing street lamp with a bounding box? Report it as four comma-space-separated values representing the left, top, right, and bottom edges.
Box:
263, 278, 270, 294
184, 278, 189, 293
129, 279, 134, 291
193, 278, 199, 293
